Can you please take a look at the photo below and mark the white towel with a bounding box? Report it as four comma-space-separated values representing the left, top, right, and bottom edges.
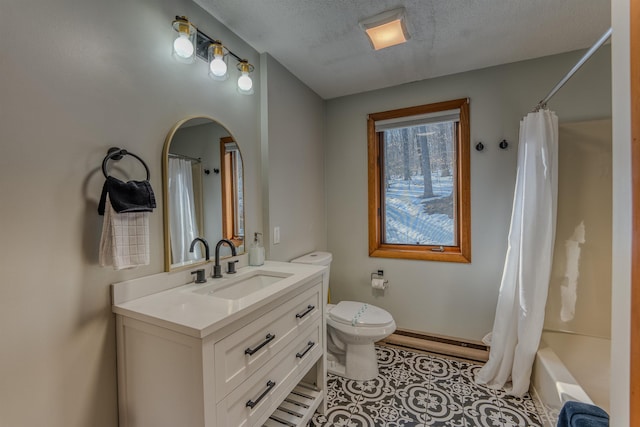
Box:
99, 194, 150, 270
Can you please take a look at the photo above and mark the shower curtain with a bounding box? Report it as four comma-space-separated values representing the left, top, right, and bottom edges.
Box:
168, 157, 201, 264
475, 110, 558, 396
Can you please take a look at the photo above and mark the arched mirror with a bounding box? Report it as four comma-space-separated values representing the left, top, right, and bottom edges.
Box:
162, 117, 245, 271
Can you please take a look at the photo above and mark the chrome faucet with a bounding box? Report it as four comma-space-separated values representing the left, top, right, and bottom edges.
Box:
189, 237, 210, 261
213, 239, 237, 278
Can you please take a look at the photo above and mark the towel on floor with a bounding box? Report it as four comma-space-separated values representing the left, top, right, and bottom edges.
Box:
557, 401, 609, 427
98, 176, 156, 215
99, 194, 151, 270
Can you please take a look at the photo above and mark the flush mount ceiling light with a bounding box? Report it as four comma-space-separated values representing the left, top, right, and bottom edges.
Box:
359, 8, 410, 50
171, 16, 254, 95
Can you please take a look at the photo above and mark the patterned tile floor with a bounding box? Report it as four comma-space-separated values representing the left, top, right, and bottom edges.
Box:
309, 345, 548, 427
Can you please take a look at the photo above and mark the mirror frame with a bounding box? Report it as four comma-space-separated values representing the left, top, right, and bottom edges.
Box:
162, 115, 246, 272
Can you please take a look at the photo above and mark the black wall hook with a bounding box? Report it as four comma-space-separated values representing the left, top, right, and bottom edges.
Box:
499, 139, 509, 150
475, 142, 484, 152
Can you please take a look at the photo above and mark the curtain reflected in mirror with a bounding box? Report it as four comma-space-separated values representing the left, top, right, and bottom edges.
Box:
162, 117, 245, 271
168, 156, 202, 263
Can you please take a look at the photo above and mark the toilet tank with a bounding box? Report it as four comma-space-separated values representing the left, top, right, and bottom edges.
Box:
290, 252, 332, 302
290, 251, 332, 267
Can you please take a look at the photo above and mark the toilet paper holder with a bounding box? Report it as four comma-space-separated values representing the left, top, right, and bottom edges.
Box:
371, 270, 389, 287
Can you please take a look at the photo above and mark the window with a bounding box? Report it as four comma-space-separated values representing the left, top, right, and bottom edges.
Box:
220, 136, 244, 247
367, 98, 471, 262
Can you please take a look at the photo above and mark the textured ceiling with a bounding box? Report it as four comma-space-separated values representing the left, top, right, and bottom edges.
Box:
194, 0, 611, 99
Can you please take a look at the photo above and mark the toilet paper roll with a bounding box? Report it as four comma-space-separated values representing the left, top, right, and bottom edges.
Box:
371, 278, 386, 290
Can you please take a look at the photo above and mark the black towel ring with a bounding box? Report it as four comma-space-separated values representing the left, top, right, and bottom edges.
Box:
102, 147, 150, 180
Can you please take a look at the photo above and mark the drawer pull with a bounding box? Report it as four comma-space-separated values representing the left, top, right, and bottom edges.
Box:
246, 380, 276, 409
295, 304, 315, 319
296, 341, 315, 359
245, 333, 275, 356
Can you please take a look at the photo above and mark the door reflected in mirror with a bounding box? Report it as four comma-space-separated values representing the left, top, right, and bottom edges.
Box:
163, 117, 245, 271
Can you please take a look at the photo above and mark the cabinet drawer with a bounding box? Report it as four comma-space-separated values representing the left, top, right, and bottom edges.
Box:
216, 321, 322, 427
214, 283, 321, 399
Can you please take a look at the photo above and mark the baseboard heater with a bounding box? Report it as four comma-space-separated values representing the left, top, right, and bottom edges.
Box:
380, 328, 489, 362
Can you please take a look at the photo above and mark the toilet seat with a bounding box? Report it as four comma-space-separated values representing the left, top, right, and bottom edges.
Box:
328, 301, 394, 327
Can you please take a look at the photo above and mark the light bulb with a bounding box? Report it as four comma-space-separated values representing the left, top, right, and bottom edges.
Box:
238, 72, 253, 91
209, 56, 227, 77
173, 33, 194, 59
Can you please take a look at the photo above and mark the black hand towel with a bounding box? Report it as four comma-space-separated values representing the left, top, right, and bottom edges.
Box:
98, 176, 156, 215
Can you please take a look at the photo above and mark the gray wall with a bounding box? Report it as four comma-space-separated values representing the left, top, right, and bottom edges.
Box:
325, 48, 611, 341
0, 0, 262, 425
261, 53, 326, 261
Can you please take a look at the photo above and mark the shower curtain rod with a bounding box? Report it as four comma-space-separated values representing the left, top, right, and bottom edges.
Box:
533, 27, 612, 112
168, 153, 202, 163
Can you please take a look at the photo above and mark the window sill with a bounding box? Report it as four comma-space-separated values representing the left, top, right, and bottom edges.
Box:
369, 245, 471, 263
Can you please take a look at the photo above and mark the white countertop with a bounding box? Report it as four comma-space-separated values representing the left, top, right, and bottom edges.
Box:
112, 261, 325, 338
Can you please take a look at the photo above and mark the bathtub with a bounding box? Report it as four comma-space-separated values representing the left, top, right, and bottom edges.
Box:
531, 330, 610, 424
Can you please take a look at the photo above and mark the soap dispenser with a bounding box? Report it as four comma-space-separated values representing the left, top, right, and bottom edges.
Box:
249, 232, 265, 266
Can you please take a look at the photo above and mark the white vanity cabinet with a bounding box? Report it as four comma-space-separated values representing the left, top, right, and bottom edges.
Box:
112, 262, 327, 427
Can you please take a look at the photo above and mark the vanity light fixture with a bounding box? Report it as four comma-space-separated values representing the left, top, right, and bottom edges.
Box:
208, 41, 229, 80
172, 16, 197, 63
171, 15, 254, 94
359, 8, 410, 50
236, 60, 254, 95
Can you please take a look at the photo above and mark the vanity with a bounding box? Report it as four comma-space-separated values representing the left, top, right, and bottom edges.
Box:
112, 261, 327, 427
111, 116, 327, 425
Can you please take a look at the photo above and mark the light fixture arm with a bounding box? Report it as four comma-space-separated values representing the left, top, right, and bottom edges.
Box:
175, 16, 243, 63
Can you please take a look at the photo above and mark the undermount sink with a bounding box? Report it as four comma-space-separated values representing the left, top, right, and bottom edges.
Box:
192, 270, 293, 300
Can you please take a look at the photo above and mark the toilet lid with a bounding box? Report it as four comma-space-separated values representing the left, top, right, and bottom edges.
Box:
328, 301, 393, 327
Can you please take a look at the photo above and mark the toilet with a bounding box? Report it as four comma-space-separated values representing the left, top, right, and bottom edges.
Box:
290, 251, 396, 381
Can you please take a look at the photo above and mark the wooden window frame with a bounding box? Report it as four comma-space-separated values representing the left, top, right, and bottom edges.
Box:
220, 136, 243, 247
367, 98, 471, 263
